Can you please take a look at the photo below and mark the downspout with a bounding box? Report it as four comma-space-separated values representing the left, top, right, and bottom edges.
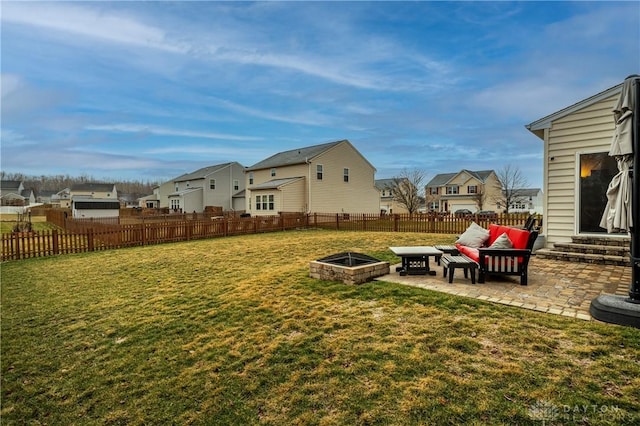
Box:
306, 157, 311, 213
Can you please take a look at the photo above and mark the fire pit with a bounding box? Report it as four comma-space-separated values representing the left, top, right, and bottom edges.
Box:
310, 252, 390, 285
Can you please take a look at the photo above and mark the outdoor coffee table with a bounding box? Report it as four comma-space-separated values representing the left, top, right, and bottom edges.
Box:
389, 246, 443, 276
441, 254, 479, 284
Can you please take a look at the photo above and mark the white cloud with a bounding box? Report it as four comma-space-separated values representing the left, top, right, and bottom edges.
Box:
85, 124, 262, 142
1, 2, 185, 53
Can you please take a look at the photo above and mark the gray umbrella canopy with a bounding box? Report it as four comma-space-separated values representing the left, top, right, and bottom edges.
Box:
600, 77, 635, 233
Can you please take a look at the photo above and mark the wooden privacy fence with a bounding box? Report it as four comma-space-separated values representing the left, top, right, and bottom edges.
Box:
2, 211, 537, 261
310, 212, 535, 235
1, 212, 310, 261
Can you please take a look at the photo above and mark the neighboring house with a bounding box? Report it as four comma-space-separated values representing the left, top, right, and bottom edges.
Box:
70, 182, 119, 219
36, 190, 57, 205
498, 188, 543, 214
138, 186, 160, 208
425, 170, 502, 213
245, 140, 379, 216
0, 180, 36, 206
163, 162, 245, 213
375, 178, 410, 214
526, 80, 624, 247
51, 188, 71, 209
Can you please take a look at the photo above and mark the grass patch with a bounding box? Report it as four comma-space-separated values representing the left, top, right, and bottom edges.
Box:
1, 215, 58, 234
2, 230, 639, 425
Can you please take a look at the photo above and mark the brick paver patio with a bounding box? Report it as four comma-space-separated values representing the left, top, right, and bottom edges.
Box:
377, 256, 632, 321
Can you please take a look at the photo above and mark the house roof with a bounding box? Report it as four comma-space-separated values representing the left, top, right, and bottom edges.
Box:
245, 140, 347, 171
249, 177, 304, 190
525, 82, 623, 139
168, 188, 202, 197
508, 188, 542, 197
374, 178, 395, 190
0, 180, 22, 191
70, 183, 116, 192
174, 162, 240, 182
426, 170, 495, 187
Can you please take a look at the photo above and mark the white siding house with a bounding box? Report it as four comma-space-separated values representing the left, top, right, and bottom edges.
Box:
526, 81, 623, 248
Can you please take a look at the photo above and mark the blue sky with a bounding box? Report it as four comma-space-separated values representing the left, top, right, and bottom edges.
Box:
2, 1, 639, 189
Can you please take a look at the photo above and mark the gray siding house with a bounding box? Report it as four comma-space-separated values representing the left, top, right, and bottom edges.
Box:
162, 162, 245, 213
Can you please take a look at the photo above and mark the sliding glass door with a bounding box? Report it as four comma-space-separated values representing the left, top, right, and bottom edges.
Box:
578, 152, 618, 233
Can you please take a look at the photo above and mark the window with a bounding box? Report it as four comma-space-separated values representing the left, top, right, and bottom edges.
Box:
428, 187, 438, 195
317, 164, 323, 180
249, 172, 254, 185
428, 201, 439, 210
233, 179, 239, 191
467, 185, 477, 194
186, 181, 190, 188
175, 185, 179, 192
271, 168, 276, 177
446, 185, 459, 194
170, 199, 180, 210
255, 195, 275, 211
210, 179, 216, 190
343, 168, 349, 183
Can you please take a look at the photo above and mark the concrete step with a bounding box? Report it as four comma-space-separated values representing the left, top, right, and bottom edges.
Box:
571, 235, 630, 247
535, 248, 631, 266
552, 242, 630, 257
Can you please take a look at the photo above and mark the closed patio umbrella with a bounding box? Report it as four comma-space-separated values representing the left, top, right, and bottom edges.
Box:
600, 77, 635, 233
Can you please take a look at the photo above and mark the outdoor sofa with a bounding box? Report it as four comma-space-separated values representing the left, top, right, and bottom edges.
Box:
455, 223, 538, 285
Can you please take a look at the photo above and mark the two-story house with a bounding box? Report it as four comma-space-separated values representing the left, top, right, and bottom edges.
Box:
0, 180, 35, 207
70, 182, 119, 219
163, 162, 245, 213
425, 170, 502, 213
375, 178, 410, 214
499, 188, 543, 214
51, 188, 71, 208
245, 140, 379, 216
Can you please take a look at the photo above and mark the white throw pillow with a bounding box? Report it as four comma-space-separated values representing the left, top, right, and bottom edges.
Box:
455, 222, 490, 248
489, 232, 513, 249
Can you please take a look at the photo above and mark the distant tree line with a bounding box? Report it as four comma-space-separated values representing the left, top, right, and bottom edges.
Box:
0, 171, 160, 199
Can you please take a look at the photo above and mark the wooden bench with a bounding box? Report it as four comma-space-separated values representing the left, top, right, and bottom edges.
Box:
441, 255, 478, 284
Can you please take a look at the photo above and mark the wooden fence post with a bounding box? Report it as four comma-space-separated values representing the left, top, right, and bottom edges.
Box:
336, 213, 340, 230
186, 222, 193, 240
14, 234, 21, 260
393, 214, 399, 232
52, 230, 59, 255
87, 228, 94, 252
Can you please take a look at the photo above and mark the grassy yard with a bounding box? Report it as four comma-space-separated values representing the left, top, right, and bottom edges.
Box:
0, 215, 57, 234
2, 229, 638, 425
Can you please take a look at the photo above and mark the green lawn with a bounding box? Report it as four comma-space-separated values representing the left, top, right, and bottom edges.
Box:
2, 230, 638, 425
0, 215, 58, 234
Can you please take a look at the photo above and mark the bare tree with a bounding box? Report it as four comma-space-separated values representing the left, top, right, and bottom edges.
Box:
387, 168, 427, 216
471, 188, 487, 211
495, 164, 530, 213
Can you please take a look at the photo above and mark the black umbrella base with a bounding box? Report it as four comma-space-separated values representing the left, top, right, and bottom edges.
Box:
590, 294, 640, 328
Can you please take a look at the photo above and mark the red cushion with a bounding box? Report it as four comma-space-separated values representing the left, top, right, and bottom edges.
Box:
488, 224, 530, 250
456, 243, 479, 262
